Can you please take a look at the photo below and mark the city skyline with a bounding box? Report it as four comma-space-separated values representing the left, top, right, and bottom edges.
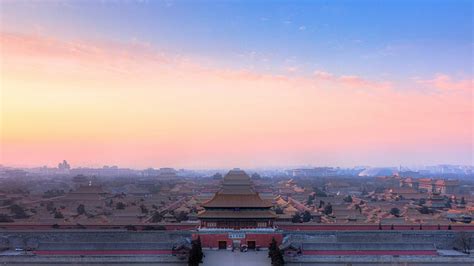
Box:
1, 1, 473, 168
1, 161, 473, 173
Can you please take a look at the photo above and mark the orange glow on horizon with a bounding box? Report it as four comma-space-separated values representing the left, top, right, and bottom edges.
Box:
1, 32, 472, 168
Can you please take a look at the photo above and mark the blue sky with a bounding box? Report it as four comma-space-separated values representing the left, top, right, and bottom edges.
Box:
3, 0, 472, 80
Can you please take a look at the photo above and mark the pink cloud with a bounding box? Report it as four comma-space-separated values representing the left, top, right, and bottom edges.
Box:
313, 70, 392, 91
313, 70, 334, 80
286, 66, 299, 73
0, 31, 171, 75
338, 75, 392, 90
339, 75, 367, 86
416, 74, 473, 93
2, 31, 397, 94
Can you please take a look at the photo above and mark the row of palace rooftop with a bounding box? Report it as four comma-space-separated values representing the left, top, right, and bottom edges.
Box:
0, 165, 473, 229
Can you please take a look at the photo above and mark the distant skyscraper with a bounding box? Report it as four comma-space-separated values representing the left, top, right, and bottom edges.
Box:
58, 160, 71, 170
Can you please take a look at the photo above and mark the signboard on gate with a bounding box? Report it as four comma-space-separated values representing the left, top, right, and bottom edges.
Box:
228, 232, 245, 239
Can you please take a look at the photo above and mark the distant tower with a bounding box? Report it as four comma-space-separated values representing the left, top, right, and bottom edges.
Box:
58, 160, 71, 170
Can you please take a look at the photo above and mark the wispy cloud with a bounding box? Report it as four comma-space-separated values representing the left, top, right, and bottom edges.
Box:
415, 74, 473, 93
286, 66, 299, 73
313, 70, 391, 91
313, 70, 334, 80
4, 31, 468, 96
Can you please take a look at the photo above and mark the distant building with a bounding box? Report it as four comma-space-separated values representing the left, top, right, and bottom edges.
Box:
62, 184, 109, 209
158, 168, 177, 180
417, 178, 459, 194
57, 160, 71, 171
72, 175, 89, 188
435, 179, 459, 194
142, 168, 159, 177
399, 177, 419, 189
398, 170, 420, 178
286, 167, 338, 177
358, 167, 396, 177
70, 167, 138, 177
418, 178, 435, 192
425, 191, 446, 209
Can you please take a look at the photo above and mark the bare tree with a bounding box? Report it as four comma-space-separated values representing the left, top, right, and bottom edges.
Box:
454, 232, 472, 254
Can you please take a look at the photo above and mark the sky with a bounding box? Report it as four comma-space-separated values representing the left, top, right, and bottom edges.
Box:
0, 0, 473, 169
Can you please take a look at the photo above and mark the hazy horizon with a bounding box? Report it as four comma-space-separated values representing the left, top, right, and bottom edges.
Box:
2, 161, 473, 172
1, 1, 473, 169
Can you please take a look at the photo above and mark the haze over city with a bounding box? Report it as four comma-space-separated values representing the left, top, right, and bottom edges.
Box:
1, 1, 472, 169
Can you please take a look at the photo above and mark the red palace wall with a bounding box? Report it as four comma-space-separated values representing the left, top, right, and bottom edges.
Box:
195, 233, 283, 249
277, 224, 474, 231
2, 223, 472, 231
303, 250, 437, 256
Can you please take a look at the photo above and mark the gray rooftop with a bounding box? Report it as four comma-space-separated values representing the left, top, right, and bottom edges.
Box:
38, 242, 172, 251
302, 242, 436, 251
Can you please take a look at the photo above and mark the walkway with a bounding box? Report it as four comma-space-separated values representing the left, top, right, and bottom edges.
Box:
204, 250, 271, 266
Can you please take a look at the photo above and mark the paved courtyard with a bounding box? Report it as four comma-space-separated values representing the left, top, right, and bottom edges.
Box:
203, 250, 271, 266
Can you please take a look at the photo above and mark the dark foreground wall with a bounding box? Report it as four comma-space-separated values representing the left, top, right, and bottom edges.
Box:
283, 230, 471, 250
0, 230, 191, 251
286, 256, 474, 265
0, 255, 186, 265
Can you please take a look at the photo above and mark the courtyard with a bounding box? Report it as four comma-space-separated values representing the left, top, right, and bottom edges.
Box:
203, 250, 271, 266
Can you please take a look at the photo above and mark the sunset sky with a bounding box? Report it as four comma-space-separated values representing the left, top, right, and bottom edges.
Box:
1, 0, 473, 169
